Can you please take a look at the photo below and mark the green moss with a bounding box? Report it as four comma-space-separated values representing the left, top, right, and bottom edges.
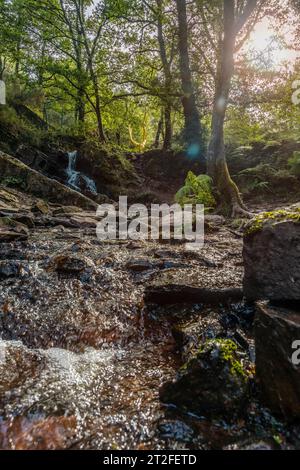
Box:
245, 208, 300, 236
0, 176, 26, 189
180, 338, 248, 381
205, 339, 247, 380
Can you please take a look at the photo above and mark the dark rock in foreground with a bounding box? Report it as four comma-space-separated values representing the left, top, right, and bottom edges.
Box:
145, 284, 243, 305
160, 339, 250, 417
243, 210, 300, 301
255, 302, 300, 420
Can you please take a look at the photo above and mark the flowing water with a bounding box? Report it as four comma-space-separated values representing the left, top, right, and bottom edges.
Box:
66, 151, 97, 194
0, 208, 297, 450
0, 229, 180, 449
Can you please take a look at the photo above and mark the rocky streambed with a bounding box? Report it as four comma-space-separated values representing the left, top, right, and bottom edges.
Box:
0, 185, 300, 450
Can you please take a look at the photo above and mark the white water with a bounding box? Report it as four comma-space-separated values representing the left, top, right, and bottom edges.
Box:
81, 174, 97, 194
66, 151, 97, 194
66, 151, 80, 190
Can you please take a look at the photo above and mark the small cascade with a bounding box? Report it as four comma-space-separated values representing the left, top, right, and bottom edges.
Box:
81, 174, 97, 194
66, 151, 97, 194
66, 151, 80, 190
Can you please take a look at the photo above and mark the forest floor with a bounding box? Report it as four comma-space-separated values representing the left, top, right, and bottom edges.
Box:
1, 184, 300, 450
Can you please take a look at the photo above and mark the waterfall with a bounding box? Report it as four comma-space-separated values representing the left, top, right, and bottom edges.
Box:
66, 151, 97, 194
66, 151, 80, 190
81, 175, 97, 194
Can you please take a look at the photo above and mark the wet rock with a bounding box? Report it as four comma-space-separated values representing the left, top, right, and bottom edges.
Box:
160, 339, 249, 417
145, 284, 243, 306
0, 229, 28, 242
0, 416, 77, 450
11, 213, 35, 228
225, 440, 274, 450
48, 254, 94, 274
158, 419, 194, 443
243, 212, 300, 301
70, 215, 97, 228
39, 216, 78, 229
32, 199, 51, 215
0, 216, 29, 242
0, 340, 45, 393
0, 187, 21, 207
53, 206, 83, 216
255, 302, 300, 419
0, 260, 22, 280
172, 311, 224, 361
126, 258, 154, 272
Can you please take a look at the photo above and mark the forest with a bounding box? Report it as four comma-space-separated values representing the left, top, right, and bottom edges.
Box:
0, 0, 300, 456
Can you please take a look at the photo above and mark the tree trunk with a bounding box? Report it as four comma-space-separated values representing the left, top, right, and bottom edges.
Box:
156, 0, 173, 151
176, 0, 203, 155
88, 61, 106, 142
154, 112, 163, 148
207, 0, 249, 217
75, 21, 86, 128
0, 56, 5, 80
163, 104, 172, 150
76, 85, 85, 125
75, 0, 106, 142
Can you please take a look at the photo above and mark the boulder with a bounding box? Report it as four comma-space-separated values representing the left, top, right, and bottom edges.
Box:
243, 210, 300, 301
0, 216, 29, 242
47, 254, 95, 275
145, 284, 243, 305
0, 260, 22, 280
255, 302, 300, 419
126, 258, 154, 272
172, 311, 225, 362
32, 199, 51, 215
160, 339, 250, 417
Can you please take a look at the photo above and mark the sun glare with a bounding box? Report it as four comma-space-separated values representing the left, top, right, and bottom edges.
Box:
244, 17, 298, 69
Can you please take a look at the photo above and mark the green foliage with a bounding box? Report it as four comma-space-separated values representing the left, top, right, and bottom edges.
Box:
175, 171, 216, 209
235, 163, 273, 194
236, 163, 299, 197
199, 339, 249, 380
288, 151, 300, 176
0, 103, 45, 148
225, 108, 266, 147
0, 175, 25, 189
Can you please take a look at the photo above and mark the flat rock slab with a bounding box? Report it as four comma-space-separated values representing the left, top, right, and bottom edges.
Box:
243, 215, 300, 301
255, 301, 300, 419
145, 283, 243, 305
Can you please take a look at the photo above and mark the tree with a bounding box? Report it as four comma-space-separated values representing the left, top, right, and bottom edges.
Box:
175, 0, 203, 156
207, 0, 265, 216
156, 0, 173, 150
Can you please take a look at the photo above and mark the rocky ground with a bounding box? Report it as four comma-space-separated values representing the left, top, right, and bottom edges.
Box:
1, 183, 300, 450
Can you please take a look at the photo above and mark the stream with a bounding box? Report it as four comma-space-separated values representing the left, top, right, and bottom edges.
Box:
0, 193, 299, 450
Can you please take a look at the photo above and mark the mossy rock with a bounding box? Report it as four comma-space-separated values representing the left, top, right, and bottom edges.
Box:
160, 339, 250, 418
245, 208, 300, 237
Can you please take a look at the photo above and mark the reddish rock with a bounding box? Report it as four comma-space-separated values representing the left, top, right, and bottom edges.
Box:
0, 416, 76, 450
